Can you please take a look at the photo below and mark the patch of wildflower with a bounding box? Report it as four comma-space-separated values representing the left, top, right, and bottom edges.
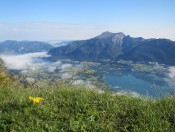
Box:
29, 96, 44, 103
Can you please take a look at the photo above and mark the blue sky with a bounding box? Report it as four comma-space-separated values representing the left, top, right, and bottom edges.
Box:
0, 0, 175, 41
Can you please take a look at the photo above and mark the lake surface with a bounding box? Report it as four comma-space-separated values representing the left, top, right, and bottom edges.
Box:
103, 68, 175, 97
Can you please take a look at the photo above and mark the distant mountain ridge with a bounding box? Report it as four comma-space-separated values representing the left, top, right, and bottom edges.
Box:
48, 40, 73, 47
48, 32, 128, 61
48, 31, 175, 65
118, 39, 175, 65
0, 40, 53, 54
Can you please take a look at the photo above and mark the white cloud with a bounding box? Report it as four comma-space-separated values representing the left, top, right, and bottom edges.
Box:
0, 52, 50, 70
168, 66, 175, 79
48, 66, 56, 73
61, 64, 72, 71
167, 66, 175, 86
0, 52, 75, 78
61, 73, 72, 79
52, 61, 62, 67
114, 90, 140, 97
48, 61, 62, 72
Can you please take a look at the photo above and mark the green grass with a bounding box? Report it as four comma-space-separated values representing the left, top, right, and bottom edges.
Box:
0, 84, 175, 131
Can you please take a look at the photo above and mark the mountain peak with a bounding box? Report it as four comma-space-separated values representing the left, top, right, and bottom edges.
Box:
101, 31, 113, 35
97, 31, 125, 39
97, 31, 114, 39
96, 31, 125, 45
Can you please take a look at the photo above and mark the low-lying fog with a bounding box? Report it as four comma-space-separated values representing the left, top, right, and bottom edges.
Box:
0, 52, 74, 79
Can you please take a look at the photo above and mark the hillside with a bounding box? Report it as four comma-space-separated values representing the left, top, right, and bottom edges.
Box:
0, 58, 12, 88
48, 32, 127, 61
48, 31, 175, 65
1, 84, 175, 131
118, 39, 175, 65
0, 40, 53, 54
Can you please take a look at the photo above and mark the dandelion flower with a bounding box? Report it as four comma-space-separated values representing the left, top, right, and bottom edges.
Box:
29, 96, 44, 103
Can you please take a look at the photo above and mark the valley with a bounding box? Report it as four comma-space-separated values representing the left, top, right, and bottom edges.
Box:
1, 51, 175, 98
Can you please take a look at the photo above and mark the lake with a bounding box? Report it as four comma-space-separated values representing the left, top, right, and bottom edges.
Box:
103, 68, 175, 98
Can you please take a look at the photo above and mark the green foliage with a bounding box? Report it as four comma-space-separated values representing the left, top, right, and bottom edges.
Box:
0, 59, 12, 88
0, 84, 175, 131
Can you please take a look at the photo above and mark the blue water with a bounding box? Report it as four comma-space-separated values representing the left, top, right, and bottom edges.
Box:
103, 69, 175, 97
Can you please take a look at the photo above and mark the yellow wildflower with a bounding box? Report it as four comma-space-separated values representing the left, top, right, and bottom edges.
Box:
29, 96, 44, 103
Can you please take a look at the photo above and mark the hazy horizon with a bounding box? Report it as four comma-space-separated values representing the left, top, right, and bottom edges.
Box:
0, 0, 175, 41
0, 30, 174, 42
